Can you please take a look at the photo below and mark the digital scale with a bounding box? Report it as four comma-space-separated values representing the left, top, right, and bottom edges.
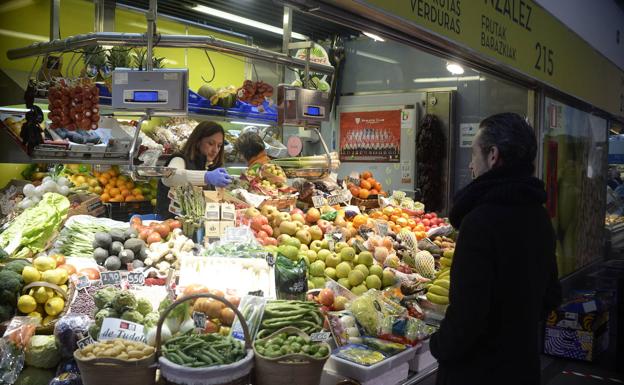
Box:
112, 68, 188, 114
277, 85, 331, 127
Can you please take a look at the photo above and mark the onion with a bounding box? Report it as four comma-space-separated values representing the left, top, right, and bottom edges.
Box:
33, 186, 45, 197
42, 180, 58, 193
22, 184, 36, 197
18, 198, 34, 209
58, 185, 70, 196
57, 177, 69, 187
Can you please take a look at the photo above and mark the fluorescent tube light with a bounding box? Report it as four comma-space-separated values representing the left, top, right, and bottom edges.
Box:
230, 121, 272, 127
362, 32, 385, 42
0, 28, 47, 42
192, 5, 308, 40
413, 76, 480, 83
356, 50, 398, 64
446, 62, 464, 75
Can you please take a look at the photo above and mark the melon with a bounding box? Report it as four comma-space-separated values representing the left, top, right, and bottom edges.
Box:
197, 85, 217, 100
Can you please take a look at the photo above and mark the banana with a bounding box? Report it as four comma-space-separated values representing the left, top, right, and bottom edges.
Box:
426, 292, 449, 305
428, 284, 449, 297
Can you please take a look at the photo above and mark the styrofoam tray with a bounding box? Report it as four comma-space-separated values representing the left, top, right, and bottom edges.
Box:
325, 346, 417, 382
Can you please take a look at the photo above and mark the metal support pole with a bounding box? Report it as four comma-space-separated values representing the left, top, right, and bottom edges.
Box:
146, 0, 157, 71
50, 0, 60, 40
281, 6, 293, 84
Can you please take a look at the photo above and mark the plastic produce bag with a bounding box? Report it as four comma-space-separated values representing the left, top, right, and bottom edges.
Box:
54, 314, 93, 358
275, 255, 308, 300
0, 317, 38, 385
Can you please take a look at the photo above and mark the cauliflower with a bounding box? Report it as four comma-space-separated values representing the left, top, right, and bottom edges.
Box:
136, 298, 153, 317
143, 312, 160, 328
113, 291, 137, 313
95, 307, 119, 327
93, 286, 119, 309
24, 335, 61, 369
121, 310, 144, 324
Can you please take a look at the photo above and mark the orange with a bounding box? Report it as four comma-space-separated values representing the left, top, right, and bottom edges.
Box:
98, 176, 109, 185
382, 206, 395, 216
367, 178, 377, 186
369, 189, 378, 195
116, 179, 127, 188
125, 196, 135, 202
382, 215, 389, 221
352, 214, 368, 228
415, 224, 426, 232
135, 194, 145, 201
400, 212, 409, 219
100, 193, 110, 203
109, 196, 123, 203
360, 180, 372, 190
407, 219, 417, 228
359, 189, 370, 199
125, 182, 135, 190
392, 225, 401, 233
349, 186, 360, 197
390, 215, 399, 223
392, 208, 402, 216
120, 189, 130, 198
109, 188, 120, 197
396, 217, 408, 227
361, 171, 372, 180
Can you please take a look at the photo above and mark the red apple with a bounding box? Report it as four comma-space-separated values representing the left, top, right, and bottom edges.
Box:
290, 208, 304, 216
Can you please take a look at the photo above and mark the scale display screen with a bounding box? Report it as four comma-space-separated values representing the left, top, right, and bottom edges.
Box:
306, 106, 321, 116
133, 91, 159, 102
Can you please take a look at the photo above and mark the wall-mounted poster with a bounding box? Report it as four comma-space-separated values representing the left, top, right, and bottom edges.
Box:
339, 110, 401, 163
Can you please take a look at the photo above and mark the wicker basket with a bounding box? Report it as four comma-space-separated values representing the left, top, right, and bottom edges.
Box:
351, 196, 380, 209
22, 281, 74, 335
156, 293, 254, 385
253, 327, 330, 385
74, 351, 157, 385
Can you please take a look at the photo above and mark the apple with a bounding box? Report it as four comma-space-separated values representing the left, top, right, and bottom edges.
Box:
320, 239, 330, 250
306, 208, 321, 224
291, 208, 304, 216
309, 225, 323, 241
274, 212, 292, 226
317, 249, 332, 262
295, 229, 312, 245
277, 234, 292, 245
292, 213, 306, 225
261, 205, 279, 217
335, 241, 349, 253
245, 207, 261, 219
310, 240, 323, 253
317, 219, 332, 234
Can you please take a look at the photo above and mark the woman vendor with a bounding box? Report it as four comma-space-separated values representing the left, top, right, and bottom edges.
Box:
157, 121, 232, 219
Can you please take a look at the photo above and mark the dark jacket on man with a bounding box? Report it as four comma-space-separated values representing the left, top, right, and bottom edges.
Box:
430, 164, 561, 385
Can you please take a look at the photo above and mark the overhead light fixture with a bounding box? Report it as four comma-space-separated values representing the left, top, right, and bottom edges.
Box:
446, 62, 464, 75
0, 28, 47, 42
356, 50, 398, 64
191, 5, 308, 40
362, 32, 384, 42
413, 76, 480, 83
230, 121, 272, 127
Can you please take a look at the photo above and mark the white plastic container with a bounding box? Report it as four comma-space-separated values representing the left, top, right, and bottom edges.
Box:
409, 340, 437, 372
324, 346, 417, 382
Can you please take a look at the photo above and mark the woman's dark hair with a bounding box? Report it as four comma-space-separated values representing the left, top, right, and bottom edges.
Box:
182, 121, 225, 169
235, 132, 266, 161
478, 112, 537, 172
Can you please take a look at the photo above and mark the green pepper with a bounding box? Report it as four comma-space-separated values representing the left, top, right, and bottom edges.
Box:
321, 211, 338, 221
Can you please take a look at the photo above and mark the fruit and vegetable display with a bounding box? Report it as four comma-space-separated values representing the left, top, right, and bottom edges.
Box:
47, 78, 100, 131
162, 333, 246, 367
254, 329, 330, 359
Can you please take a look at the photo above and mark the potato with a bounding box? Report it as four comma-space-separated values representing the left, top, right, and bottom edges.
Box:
118, 352, 129, 360
128, 350, 143, 359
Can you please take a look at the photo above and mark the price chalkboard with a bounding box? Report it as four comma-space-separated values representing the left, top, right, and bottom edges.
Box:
192, 311, 206, 329
346, 176, 361, 187
76, 275, 91, 290
127, 272, 145, 286
312, 195, 325, 208
100, 271, 121, 286
375, 220, 389, 236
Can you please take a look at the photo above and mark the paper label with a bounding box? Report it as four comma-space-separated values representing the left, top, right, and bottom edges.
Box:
192, 311, 207, 329
459, 123, 479, 148
127, 272, 145, 286
100, 271, 121, 286
265, 253, 275, 267
77, 335, 95, 349
310, 331, 332, 342
375, 220, 389, 236
312, 195, 325, 208
99, 318, 146, 343
582, 301, 598, 313
76, 275, 91, 290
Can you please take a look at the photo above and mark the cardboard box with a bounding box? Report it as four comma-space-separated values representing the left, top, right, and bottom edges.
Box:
205, 203, 220, 222
68, 194, 106, 217
204, 221, 220, 238
220, 203, 236, 222
544, 291, 610, 361
219, 221, 236, 235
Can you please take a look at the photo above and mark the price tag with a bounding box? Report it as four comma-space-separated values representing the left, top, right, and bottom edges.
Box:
327, 189, 353, 206
100, 271, 121, 286
76, 275, 91, 290
192, 311, 207, 329
266, 253, 275, 267
375, 220, 389, 236
248, 290, 264, 297
347, 176, 361, 186
310, 331, 332, 342
312, 195, 325, 208
77, 335, 95, 349
127, 272, 145, 286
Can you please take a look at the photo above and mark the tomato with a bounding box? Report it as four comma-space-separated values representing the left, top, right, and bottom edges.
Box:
422, 219, 430, 227
430, 212, 437, 218
79, 268, 100, 280
424, 213, 432, 219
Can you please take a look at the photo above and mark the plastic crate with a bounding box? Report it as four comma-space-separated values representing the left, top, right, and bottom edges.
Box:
324, 346, 417, 382
105, 201, 155, 221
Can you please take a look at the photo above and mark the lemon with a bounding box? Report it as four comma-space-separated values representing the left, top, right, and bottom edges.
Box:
22, 266, 41, 284
27, 311, 42, 325
59, 284, 68, 293
33, 287, 49, 304
34, 256, 56, 272
42, 269, 63, 285
45, 297, 64, 316
42, 315, 57, 326
18, 295, 37, 313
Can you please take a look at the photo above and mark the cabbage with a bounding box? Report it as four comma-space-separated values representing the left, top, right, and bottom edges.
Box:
136, 298, 153, 317
25, 335, 61, 369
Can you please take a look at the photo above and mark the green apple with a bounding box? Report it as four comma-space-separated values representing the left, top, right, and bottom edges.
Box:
310, 240, 323, 253
369, 265, 383, 279
305, 250, 318, 263
351, 284, 368, 296
300, 244, 309, 251
310, 260, 326, 277
354, 264, 369, 277
283, 237, 301, 249
365, 275, 382, 290
325, 253, 341, 268
338, 278, 351, 289
325, 267, 337, 280
340, 247, 356, 262
336, 262, 352, 279
317, 249, 332, 262
348, 270, 365, 286
382, 270, 396, 287
358, 251, 374, 267
320, 239, 330, 250
308, 280, 315, 289
335, 241, 349, 253
311, 277, 326, 289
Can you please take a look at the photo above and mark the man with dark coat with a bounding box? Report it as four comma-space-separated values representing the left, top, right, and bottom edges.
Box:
430, 113, 561, 385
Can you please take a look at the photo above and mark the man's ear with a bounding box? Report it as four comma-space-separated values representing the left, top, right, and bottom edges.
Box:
489, 146, 501, 167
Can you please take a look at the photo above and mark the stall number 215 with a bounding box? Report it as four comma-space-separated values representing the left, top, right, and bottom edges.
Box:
535, 42, 554, 76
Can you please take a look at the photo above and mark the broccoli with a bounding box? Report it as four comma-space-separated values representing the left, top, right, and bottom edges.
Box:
120, 310, 144, 324
0, 270, 23, 306
136, 298, 153, 317
143, 312, 160, 328
113, 291, 137, 313
93, 286, 118, 309
0, 303, 15, 322
95, 307, 118, 327
3, 259, 31, 274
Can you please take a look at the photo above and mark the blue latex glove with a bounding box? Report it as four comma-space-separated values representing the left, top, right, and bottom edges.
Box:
204, 168, 232, 187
